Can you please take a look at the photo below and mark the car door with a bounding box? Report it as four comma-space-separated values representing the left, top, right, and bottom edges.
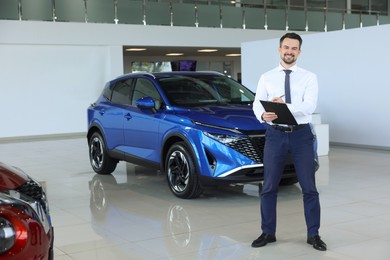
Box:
122, 77, 162, 163
99, 79, 133, 151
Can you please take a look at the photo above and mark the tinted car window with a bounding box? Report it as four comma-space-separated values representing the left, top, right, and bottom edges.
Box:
111, 79, 133, 105
102, 83, 114, 101
157, 75, 254, 106
132, 78, 162, 109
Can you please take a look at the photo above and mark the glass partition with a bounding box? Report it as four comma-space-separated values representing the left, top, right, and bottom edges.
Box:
267, 8, 286, 30
307, 10, 325, 32
145, 2, 171, 26
222, 5, 244, 29
287, 9, 306, 31
117, 0, 143, 25
327, 12, 344, 31
361, 13, 379, 26
244, 7, 265, 29
0, 0, 388, 32
197, 4, 220, 28
87, 0, 115, 23
171, 3, 195, 27
56, 0, 85, 22
379, 14, 390, 24
21, 0, 52, 21
0, 0, 19, 20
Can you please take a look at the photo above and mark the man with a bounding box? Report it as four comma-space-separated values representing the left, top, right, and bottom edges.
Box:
252, 32, 327, 251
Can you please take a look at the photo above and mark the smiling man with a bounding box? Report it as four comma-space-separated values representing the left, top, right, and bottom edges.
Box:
252, 32, 327, 251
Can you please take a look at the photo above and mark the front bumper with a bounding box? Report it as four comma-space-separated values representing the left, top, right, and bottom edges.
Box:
0, 177, 53, 260
199, 130, 296, 182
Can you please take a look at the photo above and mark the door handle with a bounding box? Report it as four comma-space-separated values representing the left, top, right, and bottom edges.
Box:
124, 113, 132, 120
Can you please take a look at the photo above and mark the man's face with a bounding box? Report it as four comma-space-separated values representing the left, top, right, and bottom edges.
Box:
278, 38, 301, 66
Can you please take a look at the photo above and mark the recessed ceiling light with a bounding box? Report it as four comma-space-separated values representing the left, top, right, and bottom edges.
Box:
197, 49, 218, 53
166, 53, 184, 56
125, 48, 147, 52
225, 53, 241, 57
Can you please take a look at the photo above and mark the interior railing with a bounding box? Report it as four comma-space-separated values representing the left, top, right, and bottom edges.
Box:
0, 0, 389, 32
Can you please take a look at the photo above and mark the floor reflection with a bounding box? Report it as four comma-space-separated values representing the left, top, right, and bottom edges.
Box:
88, 164, 267, 258
4, 138, 389, 259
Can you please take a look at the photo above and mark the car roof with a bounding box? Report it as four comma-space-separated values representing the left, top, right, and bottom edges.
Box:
152, 71, 224, 78
116, 71, 225, 80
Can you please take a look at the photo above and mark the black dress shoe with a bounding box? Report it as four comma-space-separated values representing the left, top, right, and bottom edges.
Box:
307, 235, 327, 251
251, 233, 276, 248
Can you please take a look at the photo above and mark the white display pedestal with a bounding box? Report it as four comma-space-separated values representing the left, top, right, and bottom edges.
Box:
312, 114, 329, 156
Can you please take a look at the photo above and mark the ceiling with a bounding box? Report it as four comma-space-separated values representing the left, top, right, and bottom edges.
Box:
123, 46, 241, 57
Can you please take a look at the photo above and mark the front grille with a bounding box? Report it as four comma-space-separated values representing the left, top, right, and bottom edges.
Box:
226, 133, 266, 163
16, 178, 48, 213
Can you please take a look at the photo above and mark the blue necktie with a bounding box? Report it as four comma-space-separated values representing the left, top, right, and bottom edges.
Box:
284, 70, 292, 103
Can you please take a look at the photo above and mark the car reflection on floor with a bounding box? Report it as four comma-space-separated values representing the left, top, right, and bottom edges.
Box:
88, 164, 266, 258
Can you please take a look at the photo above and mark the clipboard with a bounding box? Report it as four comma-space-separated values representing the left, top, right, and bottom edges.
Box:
260, 100, 298, 125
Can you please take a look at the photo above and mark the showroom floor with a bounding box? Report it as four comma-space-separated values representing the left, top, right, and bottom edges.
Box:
1, 137, 390, 259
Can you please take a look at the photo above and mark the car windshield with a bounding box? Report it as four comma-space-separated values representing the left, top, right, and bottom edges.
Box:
157, 75, 255, 107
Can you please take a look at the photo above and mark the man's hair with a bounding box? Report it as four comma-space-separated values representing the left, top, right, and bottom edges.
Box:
280, 32, 303, 49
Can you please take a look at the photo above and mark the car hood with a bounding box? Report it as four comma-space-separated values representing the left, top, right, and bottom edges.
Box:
173, 104, 265, 131
0, 162, 29, 190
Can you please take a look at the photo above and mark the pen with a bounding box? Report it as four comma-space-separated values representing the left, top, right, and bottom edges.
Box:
279, 94, 285, 98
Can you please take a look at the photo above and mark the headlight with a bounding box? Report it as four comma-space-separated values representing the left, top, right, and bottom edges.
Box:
203, 132, 243, 144
0, 216, 16, 254
0, 206, 30, 257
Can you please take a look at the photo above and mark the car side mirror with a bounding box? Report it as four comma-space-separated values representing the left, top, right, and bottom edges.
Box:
136, 96, 156, 112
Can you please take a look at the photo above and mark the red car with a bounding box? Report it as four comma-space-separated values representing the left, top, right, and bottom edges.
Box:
0, 162, 54, 260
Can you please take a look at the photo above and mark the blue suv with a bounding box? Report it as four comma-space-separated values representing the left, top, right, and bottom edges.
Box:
87, 72, 298, 199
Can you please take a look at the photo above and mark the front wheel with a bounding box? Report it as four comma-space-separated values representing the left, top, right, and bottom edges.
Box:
88, 132, 117, 174
165, 142, 203, 199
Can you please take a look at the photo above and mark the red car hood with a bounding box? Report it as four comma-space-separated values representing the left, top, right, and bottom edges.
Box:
0, 162, 29, 190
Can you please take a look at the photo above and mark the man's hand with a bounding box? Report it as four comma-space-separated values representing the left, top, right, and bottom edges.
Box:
262, 112, 278, 122
271, 97, 285, 103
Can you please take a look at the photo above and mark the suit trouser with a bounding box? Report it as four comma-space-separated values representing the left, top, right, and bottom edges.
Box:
260, 124, 321, 237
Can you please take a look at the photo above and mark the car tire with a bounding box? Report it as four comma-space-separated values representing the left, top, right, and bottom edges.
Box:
89, 132, 117, 174
165, 142, 203, 199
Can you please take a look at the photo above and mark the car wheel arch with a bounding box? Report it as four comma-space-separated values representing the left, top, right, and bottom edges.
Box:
88, 130, 118, 174
160, 132, 199, 174
87, 123, 104, 141
164, 140, 203, 199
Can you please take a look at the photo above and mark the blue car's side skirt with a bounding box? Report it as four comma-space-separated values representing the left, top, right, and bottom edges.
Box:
109, 149, 161, 170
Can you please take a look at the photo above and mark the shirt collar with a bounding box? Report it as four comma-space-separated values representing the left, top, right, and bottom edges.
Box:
278, 63, 298, 72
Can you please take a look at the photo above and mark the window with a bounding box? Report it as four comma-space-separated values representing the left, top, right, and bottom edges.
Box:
102, 83, 114, 101
132, 78, 162, 109
111, 79, 133, 105
158, 75, 254, 106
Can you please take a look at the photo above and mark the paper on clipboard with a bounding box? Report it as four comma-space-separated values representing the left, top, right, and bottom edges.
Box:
260, 100, 298, 125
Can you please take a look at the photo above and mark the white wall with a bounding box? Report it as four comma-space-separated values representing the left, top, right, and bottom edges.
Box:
0, 44, 119, 137
0, 20, 285, 139
242, 25, 390, 149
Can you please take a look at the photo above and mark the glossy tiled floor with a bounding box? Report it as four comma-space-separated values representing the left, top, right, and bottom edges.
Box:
1, 137, 390, 259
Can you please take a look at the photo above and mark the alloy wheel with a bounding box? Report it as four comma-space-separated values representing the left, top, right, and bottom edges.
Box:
90, 136, 103, 169
167, 150, 190, 193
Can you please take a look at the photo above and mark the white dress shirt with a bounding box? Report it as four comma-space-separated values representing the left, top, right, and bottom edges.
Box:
253, 64, 318, 125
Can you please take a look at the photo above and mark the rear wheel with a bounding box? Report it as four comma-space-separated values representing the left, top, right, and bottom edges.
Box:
89, 132, 117, 174
165, 142, 203, 199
